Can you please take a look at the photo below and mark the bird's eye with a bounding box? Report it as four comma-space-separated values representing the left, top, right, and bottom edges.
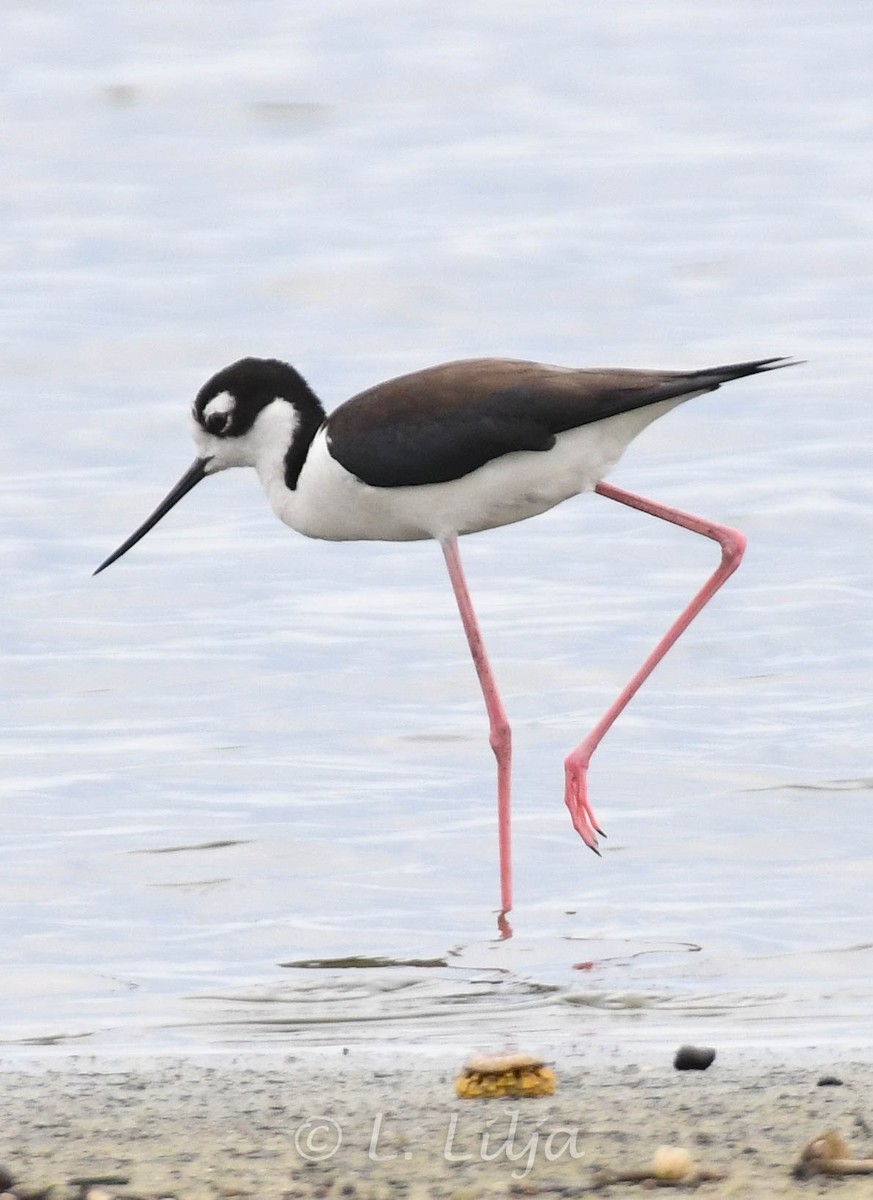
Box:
204, 411, 231, 435
200, 391, 237, 436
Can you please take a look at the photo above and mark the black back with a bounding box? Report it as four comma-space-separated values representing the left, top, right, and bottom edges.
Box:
326, 356, 786, 488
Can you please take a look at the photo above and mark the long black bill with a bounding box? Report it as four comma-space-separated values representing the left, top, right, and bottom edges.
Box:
93, 457, 211, 576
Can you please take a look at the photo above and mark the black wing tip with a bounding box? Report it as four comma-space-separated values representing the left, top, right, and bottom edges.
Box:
697, 355, 802, 382
742, 355, 803, 372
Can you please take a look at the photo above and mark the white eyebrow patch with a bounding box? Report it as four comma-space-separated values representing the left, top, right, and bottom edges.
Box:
202, 391, 236, 422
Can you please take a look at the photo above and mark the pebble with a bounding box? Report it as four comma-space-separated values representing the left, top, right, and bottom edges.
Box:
673, 1045, 716, 1071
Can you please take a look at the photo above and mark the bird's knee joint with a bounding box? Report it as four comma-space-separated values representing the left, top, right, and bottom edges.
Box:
490, 721, 512, 757
720, 528, 747, 571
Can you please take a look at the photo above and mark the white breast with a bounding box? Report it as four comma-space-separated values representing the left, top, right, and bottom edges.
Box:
261, 396, 689, 543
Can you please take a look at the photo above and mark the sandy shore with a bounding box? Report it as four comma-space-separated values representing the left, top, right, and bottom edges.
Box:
2, 1050, 873, 1199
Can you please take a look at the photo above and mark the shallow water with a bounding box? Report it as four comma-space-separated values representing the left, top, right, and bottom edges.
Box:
2, 0, 873, 1056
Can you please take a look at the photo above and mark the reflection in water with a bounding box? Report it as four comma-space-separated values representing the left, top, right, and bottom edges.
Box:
282, 956, 451, 969
181, 940, 873, 1052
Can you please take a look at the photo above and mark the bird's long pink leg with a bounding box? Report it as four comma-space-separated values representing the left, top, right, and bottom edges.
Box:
441, 537, 513, 917
564, 481, 747, 849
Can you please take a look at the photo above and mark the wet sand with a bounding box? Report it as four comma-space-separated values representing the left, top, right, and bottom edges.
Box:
2, 1050, 873, 1198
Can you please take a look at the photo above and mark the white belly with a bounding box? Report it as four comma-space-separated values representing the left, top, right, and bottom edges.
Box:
264, 397, 685, 542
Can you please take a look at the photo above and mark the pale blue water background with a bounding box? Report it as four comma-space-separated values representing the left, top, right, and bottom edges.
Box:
2, 0, 872, 1055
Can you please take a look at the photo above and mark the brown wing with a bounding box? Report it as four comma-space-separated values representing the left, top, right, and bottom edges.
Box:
326, 357, 787, 488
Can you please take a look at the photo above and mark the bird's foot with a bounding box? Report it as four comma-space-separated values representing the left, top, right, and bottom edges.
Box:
496, 910, 513, 941
564, 758, 605, 853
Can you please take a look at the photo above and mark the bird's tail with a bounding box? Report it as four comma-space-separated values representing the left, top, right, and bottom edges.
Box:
687, 356, 800, 389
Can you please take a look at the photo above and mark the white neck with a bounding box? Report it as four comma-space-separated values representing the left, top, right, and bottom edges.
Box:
244, 399, 300, 507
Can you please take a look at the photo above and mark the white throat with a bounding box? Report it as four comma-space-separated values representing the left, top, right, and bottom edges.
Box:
247, 400, 312, 526
249, 399, 300, 485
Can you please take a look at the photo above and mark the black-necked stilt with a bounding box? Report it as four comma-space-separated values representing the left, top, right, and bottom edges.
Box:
95, 354, 793, 919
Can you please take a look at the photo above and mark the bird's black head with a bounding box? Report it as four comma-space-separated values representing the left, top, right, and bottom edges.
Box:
192, 356, 316, 439
93, 356, 325, 576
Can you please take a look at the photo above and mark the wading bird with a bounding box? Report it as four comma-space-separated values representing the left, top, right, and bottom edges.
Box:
96, 354, 792, 918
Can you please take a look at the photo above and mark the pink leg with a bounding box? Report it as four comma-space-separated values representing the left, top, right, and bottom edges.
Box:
564, 481, 747, 849
441, 537, 513, 917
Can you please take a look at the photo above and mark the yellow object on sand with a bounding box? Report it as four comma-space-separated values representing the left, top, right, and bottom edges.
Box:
455, 1053, 556, 1099
652, 1146, 695, 1181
